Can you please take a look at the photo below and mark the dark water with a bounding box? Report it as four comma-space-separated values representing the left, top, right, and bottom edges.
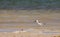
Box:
0, 0, 60, 9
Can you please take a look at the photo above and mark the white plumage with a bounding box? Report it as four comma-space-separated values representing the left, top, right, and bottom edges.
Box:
36, 20, 44, 26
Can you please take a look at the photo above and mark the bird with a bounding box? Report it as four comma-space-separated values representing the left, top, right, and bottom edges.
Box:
35, 20, 45, 26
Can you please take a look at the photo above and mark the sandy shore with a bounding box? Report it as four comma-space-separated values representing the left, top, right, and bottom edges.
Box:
0, 30, 60, 37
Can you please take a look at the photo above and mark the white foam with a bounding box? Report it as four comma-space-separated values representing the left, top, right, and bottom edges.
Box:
12, 30, 27, 33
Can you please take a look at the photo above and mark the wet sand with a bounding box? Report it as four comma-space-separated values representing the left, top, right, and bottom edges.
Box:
0, 10, 60, 37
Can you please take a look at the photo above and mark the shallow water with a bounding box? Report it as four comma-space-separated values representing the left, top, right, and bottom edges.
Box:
0, 12, 60, 32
